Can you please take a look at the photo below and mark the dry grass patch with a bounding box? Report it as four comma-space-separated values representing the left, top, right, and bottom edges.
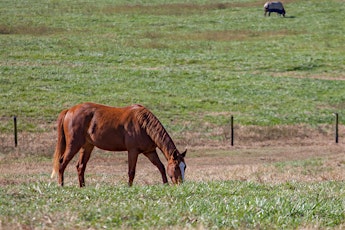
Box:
0, 24, 64, 35
187, 144, 345, 184
102, 0, 299, 16
1, 124, 341, 156
103, 2, 261, 16
139, 29, 302, 44
1, 142, 345, 187
172, 29, 301, 42
1, 123, 344, 186
269, 72, 345, 81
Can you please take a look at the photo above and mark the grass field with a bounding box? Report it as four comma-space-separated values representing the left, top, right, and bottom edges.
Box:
1, 144, 345, 229
1, 0, 345, 229
1, 0, 345, 131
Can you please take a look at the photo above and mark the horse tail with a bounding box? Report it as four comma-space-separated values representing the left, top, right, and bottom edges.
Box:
51, 109, 68, 179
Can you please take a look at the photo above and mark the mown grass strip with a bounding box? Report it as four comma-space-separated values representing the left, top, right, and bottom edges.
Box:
1, 181, 345, 229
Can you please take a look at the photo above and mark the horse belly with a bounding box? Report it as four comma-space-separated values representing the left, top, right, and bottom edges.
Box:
88, 129, 127, 151
87, 129, 155, 152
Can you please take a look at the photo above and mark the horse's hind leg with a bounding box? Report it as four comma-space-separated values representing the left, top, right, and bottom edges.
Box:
76, 143, 94, 187
59, 144, 81, 186
144, 150, 168, 184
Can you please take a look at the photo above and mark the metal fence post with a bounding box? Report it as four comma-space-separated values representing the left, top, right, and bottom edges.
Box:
231, 115, 234, 146
334, 113, 339, 144
14, 116, 18, 147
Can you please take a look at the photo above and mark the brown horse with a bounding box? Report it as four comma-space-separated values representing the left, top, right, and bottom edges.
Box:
51, 102, 187, 187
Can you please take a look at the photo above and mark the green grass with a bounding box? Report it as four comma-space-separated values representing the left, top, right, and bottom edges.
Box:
1, 1, 345, 228
1, 0, 345, 132
1, 181, 345, 229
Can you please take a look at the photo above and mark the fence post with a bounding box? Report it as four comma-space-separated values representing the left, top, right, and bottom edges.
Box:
14, 116, 18, 147
334, 113, 339, 144
230, 115, 234, 146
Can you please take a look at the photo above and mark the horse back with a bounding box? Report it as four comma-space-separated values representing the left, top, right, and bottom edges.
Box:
63, 102, 155, 152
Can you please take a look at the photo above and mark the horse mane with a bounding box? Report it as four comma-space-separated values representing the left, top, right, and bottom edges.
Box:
135, 106, 177, 160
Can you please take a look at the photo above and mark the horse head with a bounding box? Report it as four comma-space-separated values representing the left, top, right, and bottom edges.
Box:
167, 149, 187, 184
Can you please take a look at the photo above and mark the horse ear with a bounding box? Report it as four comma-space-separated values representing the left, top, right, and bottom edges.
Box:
181, 149, 187, 158
172, 150, 179, 160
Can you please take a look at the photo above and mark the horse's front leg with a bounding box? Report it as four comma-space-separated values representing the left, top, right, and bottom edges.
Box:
76, 143, 94, 187
127, 150, 139, 186
144, 150, 168, 184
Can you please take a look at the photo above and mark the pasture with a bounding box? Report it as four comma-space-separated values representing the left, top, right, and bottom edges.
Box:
1, 0, 345, 229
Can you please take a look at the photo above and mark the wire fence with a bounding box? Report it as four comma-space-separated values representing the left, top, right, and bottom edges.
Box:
0, 114, 343, 155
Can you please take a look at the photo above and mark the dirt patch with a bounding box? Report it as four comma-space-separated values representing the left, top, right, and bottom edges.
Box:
102, 0, 298, 16
188, 144, 345, 183
0, 24, 64, 35
268, 72, 345, 81
102, 2, 274, 16
170, 29, 301, 42
1, 143, 344, 187
1, 124, 344, 186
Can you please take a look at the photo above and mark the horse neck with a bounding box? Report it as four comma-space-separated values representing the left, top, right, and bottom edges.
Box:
145, 121, 177, 160
156, 132, 178, 160
137, 108, 177, 160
